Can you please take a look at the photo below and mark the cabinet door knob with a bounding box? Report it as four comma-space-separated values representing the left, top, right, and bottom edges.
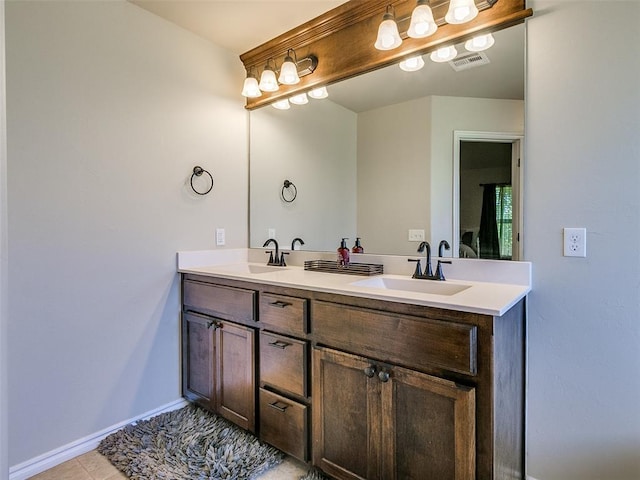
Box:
378, 370, 390, 383
206, 321, 220, 330
268, 401, 289, 413
364, 366, 376, 378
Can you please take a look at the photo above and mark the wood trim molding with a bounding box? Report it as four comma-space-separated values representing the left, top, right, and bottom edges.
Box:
239, 0, 532, 110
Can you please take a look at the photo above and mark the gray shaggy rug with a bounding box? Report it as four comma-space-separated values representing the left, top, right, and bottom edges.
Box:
98, 404, 284, 480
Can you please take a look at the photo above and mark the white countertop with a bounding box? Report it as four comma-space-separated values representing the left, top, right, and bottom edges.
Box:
177, 249, 531, 316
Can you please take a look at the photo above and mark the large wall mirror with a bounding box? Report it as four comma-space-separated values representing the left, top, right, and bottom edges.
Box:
250, 23, 524, 259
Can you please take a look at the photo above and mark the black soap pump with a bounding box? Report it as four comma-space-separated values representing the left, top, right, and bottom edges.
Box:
352, 237, 364, 254
338, 238, 350, 266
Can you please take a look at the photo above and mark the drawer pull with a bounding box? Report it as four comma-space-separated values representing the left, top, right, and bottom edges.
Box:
269, 300, 292, 309
268, 401, 289, 413
268, 340, 291, 349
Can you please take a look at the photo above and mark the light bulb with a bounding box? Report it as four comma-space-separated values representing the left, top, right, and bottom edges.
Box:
259, 67, 279, 92
308, 87, 328, 99
290, 93, 309, 105
399, 55, 425, 72
465, 33, 495, 52
430, 45, 458, 63
272, 99, 290, 110
374, 12, 402, 51
241, 75, 261, 98
278, 54, 300, 85
407, 2, 437, 39
445, 0, 479, 24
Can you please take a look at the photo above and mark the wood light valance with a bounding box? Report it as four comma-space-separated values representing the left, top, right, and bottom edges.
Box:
239, 0, 533, 110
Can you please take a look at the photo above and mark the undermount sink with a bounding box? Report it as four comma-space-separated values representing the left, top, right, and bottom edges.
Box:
216, 264, 287, 274
350, 276, 471, 296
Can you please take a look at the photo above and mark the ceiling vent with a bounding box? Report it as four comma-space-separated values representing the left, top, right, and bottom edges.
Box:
449, 51, 490, 72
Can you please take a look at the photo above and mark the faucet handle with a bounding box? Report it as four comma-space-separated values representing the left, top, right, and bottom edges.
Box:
408, 258, 422, 278
265, 250, 275, 265
435, 260, 452, 281
279, 251, 289, 267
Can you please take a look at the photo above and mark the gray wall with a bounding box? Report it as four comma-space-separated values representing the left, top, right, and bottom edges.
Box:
1, 4, 8, 480
5, 0, 247, 467
525, 1, 640, 479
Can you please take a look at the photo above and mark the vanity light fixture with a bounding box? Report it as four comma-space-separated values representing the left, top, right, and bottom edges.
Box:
445, 0, 479, 24
308, 86, 328, 99
289, 92, 309, 105
399, 55, 425, 72
464, 33, 495, 51
430, 45, 458, 62
407, 0, 438, 39
241, 69, 262, 98
258, 59, 279, 92
374, 5, 402, 50
272, 98, 290, 110
278, 49, 300, 85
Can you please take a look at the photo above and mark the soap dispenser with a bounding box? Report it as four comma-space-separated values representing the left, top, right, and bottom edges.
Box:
352, 237, 364, 254
338, 238, 350, 266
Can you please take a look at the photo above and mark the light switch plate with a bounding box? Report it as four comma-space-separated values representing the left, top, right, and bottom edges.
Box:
216, 228, 225, 246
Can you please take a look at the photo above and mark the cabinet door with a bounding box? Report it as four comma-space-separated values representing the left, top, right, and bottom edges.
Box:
380, 366, 476, 480
182, 312, 216, 410
313, 347, 382, 480
216, 320, 256, 432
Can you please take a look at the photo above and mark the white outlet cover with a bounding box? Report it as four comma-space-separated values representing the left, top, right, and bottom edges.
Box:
408, 229, 425, 241
563, 227, 586, 257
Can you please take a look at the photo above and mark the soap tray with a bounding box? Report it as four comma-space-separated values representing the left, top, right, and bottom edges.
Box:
304, 260, 384, 276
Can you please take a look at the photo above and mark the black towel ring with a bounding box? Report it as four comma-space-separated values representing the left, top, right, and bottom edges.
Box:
281, 179, 297, 203
190, 166, 213, 195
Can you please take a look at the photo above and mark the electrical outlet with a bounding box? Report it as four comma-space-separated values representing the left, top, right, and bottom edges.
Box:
408, 229, 425, 242
563, 227, 586, 257
268, 228, 276, 239
216, 228, 225, 246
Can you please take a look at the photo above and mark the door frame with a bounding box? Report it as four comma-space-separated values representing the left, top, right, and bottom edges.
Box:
453, 131, 524, 261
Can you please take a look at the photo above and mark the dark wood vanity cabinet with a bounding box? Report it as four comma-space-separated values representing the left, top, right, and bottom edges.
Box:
313, 346, 476, 480
181, 273, 526, 480
181, 276, 257, 432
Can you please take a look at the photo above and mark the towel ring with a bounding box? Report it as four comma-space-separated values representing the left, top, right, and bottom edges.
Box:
281, 179, 297, 203
190, 166, 213, 195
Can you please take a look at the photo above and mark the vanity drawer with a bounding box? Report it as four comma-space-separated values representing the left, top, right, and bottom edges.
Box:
259, 332, 308, 398
183, 279, 256, 324
312, 300, 477, 376
259, 293, 308, 336
259, 388, 308, 462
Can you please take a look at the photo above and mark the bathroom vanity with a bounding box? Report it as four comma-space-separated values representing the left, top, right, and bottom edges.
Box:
178, 250, 530, 480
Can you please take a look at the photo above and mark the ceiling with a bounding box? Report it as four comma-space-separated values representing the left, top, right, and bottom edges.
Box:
129, 0, 348, 55
129, 1, 524, 112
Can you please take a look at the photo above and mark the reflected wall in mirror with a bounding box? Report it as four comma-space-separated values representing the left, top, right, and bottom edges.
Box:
250, 25, 524, 257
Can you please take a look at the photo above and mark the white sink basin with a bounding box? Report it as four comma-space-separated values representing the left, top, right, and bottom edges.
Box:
216, 264, 287, 274
350, 276, 471, 296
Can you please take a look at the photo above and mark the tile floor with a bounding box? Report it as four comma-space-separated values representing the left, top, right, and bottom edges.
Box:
28, 449, 309, 480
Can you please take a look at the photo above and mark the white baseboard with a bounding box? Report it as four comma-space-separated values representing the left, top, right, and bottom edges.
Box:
9, 398, 188, 480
